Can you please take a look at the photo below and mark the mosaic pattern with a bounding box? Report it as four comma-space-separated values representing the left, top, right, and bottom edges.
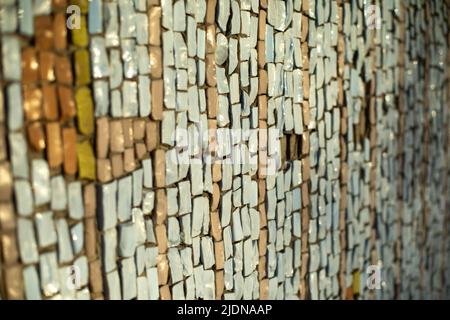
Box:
0, 0, 449, 300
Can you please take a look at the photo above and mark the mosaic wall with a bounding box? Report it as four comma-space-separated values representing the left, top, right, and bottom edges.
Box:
0, 0, 449, 300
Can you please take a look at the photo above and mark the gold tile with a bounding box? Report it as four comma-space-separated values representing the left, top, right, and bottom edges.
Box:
75, 87, 94, 135
74, 49, 91, 86
71, 15, 88, 47
70, 0, 89, 14
352, 271, 361, 296
77, 140, 96, 180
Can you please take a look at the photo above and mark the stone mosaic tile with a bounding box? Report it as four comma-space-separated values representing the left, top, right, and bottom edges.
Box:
0, 0, 449, 301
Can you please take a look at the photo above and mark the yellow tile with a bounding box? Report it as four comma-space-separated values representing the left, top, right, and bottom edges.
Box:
71, 16, 88, 47
75, 87, 94, 135
70, 0, 89, 14
352, 270, 361, 296
77, 140, 96, 180
75, 50, 91, 86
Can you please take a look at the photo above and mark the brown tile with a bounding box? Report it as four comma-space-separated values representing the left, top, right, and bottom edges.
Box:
155, 224, 168, 253
42, 84, 59, 120
302, 69, 309, 100
208, 120, 217, 156
0, 126, 5, 161
302, 158, 310, 184
301, 129, 309, 155
214, 241, 224, 270
258, 120, 267, 147
215, 270, 224, 300
340, 106, 347, 135
135, 142, 147, 160
1, 233, 19, 265
259, 229, 267, 256
35, 16, 54, 50
22, 48, 39, 84
154, 149, 166, 188
206, 24, 216, 54
280, 135, 286, 165
133, 119, 146, 141
146, 121, 159, 152
210, 210, 222, 241
149, 46, 162, 79
89, 259, 104, 295
39, 51, 55, 82
55, 55, 73, 85
58, 85, 76, 120
212, 162, 221, 182
0, 163, 12, 202
258, 202, 267, 228
301, 210, 309, 250
96, 118, 109, 159
160, 285, 171, 300
259, 278, 269, 299
83, 183, 96, 218
54, 12, 68, 50
345, 286, 354, 300
4, 265, 24, 299
52, 0, 68, 10
211, 184, 220, 212
206, 53, 216, 87
62, 127, 77, 175
301, 182, 310, 207
258, 69, 267, 94
369, 96, 376, 125
301, 14, 309, 40
0, 203, 15, 231
110, 120, 125, 153
111, 153, 124, 178
156, 253, 169, 285
46, 122, 63, 168
155, 189, 167, 225
207, 87, 218, 118
340, 185, 347, 212
0, 92, 4, 123
85, 217, 97, 259
206, 0, 217, 24
122, 119, 134, 148
27, 122, 46, 151
23, 87, 43, 121
258, 95, 267, 120
258, 150, 267, 179
258, 10, 266, 40
289, 134, 298, 160
123, 148, 136, 173
258, 179, 266, 204
148, 7, 161, 46
151, 80, 163, 120
299, 279, 306, 299
258, 257, 266, 280
258, 41, 266, 69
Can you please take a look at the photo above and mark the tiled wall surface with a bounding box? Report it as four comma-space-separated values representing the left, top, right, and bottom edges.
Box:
0, 0, 449, 300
